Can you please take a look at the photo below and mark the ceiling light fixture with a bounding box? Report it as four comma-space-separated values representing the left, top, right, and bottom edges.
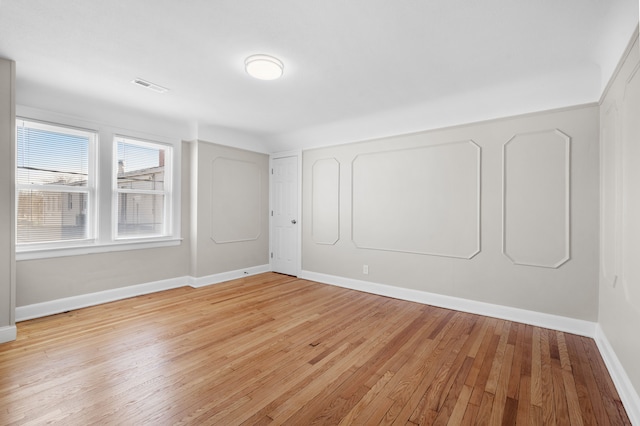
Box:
245, 54, 284, 80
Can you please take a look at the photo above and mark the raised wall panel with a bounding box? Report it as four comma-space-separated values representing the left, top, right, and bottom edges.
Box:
311, 158, 340, 245
210, 157, 261, 243
351, 140, 480, 259
601, 103, 621, 288
621, 62, 640, 312
502, 129, 570, 268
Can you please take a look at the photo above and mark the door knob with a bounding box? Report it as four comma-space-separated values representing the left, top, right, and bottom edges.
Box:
291, 219, 297, 224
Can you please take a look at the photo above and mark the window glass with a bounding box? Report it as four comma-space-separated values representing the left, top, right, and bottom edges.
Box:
16, 120, 94, 245
115, 137, 171, 239
17, 125, 89, 186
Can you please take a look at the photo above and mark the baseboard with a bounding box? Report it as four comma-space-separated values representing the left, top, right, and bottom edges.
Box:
189, 264, 271, 288
16, 276, 189, 322
299, 270, 597, 338
14, 264, 273, 321
594, 324, 640, 425
0, 325, 17, 344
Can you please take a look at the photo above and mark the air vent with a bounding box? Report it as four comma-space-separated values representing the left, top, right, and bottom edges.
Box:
131, 78, 169, 93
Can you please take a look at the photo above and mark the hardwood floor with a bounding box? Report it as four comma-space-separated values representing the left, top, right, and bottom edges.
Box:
0, 273, 631, 425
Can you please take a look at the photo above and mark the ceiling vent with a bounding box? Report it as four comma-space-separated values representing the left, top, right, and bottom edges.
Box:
131, 78, 169, 93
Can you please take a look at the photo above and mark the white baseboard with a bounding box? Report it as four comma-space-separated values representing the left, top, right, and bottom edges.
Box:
594, 325, 640, 425
0, 325, 17, 343
189, 264, 271, 288
16, 276, 189, 322
15, 265, 273, 322
299, 270, 597, 337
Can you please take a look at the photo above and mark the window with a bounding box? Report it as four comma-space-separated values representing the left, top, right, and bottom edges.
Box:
114, 136, 172, 239
15, 114, 181, 259
16, 119, 96, 247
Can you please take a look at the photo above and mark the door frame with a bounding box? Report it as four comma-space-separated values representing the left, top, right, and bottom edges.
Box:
269, 150, 302, 276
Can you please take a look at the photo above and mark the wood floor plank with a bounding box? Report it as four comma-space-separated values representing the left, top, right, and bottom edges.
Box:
467, 331, 502, 408
464, 318, 498, 391
580, 337, 630, 426
445, 383, 473, 426
564, 333, 603, 425
0, 273, 632, 425
261, 304, 421, 424
431, 356, 474, 425
485, 322, 511, 397
515, 375, 531, 425
338, 369, 394, 425
286, 308, 437, 424
409, 319, 474, 422
489, 340, 514, 424
475, 391, 495, 425
356, 310, 452, 424
541, 328, 558, 425
530, 326, 543, 409
388, 314, 472, 425
506, 323, 525, 400
551, 349, 571, 425
460, 400, 480, 426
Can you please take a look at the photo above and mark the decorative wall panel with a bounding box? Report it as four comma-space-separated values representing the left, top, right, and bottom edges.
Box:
352, 140, 480, 259
311, 158, 340, 245
621, 62, 640, 311
502, 130, 570, 268
601, 103, 620, 288
210, 157, 261, 243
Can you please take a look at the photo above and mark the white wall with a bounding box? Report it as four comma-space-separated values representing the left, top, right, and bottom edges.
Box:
0, 58, 16, 343
302, 104, 600, 321
599, 31, 640, 404
190, 141, 269, 279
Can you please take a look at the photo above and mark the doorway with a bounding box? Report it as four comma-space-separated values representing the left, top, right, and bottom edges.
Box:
270, 153, 301, 276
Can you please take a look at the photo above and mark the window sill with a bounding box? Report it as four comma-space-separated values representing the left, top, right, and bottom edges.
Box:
16, 238, 183, 261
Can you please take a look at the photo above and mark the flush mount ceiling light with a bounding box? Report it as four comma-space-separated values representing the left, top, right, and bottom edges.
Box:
245, 54, 284, 80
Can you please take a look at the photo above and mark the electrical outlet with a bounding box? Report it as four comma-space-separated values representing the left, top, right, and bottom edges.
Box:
363, 265, 369, 275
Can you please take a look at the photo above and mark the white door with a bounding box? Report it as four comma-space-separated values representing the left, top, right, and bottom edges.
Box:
271, 155, 299, 276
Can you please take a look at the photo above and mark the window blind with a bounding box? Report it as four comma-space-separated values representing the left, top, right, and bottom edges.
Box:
16, 120, 94, 245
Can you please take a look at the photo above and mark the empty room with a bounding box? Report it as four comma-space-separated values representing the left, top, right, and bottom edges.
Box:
1, 1, 639, 424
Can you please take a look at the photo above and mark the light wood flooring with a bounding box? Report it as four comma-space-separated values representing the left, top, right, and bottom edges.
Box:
0, 273, 631, 425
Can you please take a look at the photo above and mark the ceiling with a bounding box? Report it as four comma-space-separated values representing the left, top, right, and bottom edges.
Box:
0, 1, 638, 152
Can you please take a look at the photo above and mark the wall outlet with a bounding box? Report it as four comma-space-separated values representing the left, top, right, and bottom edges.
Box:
363, 265, 369, 275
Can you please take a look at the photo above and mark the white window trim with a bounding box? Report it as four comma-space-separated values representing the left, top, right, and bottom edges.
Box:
16, 237, 183, 260
15, 108, 182, 261
112, 135, 174, 241
16, 118, 98, 250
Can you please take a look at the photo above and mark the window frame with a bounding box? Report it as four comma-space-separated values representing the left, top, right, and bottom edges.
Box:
15, 118, 98, 250
15, 110, 182, 261
112, 135, 174, 241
